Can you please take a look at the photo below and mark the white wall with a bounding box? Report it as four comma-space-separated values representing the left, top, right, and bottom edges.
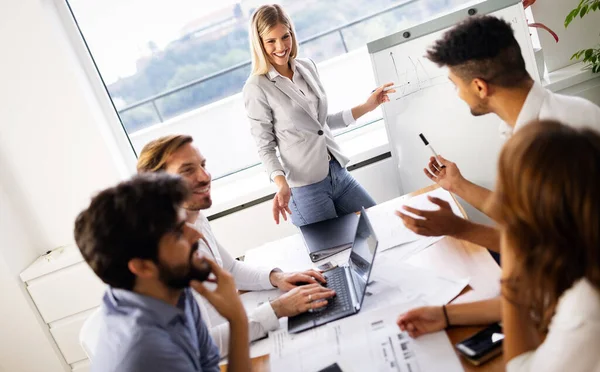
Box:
0, 0, 129, 252
532, 1, 600, 72
557, 74, 600, 107
0, 184, 68, 372
0, 0, 130, 370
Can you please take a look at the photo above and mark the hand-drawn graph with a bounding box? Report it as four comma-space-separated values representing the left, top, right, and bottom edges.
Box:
389, 52, 446, 99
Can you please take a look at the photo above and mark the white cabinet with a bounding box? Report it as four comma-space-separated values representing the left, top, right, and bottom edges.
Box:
27, 263, 105, 323
50, 308, 98, 364
20, 245, 104, 371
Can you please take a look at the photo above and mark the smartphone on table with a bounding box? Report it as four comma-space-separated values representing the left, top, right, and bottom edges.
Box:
455, 323, 504, 365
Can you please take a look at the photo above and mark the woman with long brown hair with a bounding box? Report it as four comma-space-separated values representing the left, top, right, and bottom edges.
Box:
492, 120, 600, 370
398, 120, 600, 370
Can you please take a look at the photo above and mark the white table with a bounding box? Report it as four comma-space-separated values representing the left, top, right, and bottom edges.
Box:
236, 185, 503, 372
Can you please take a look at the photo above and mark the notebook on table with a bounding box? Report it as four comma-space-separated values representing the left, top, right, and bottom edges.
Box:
299, 212, 360, 262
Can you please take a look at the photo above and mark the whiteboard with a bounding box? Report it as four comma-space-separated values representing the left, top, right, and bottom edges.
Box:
368, 0, 539, 219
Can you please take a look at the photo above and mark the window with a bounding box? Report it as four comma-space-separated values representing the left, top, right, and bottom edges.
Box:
66, 0, 472, 179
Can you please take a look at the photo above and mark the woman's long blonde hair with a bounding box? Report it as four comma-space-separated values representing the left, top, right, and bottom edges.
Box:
249, 4, 299, 76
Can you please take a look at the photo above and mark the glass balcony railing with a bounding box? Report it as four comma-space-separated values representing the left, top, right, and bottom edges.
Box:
116, 0, 472, 133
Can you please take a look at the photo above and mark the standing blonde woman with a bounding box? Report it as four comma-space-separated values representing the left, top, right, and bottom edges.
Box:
243, 4, 394, 227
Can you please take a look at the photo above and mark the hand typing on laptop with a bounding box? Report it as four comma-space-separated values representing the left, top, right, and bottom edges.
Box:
268, 269, 334, 318
271, 283, 336, 317
269, 268, 327, 291
288, 208, 379, 333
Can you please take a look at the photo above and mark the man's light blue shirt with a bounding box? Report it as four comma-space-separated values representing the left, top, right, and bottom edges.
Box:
92, 286, 220, 372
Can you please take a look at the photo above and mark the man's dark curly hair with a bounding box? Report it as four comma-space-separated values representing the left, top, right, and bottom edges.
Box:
74, 173, 190, 290
426, 15, 530, 87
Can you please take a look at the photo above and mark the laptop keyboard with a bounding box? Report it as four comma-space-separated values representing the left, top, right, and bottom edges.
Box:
316, 267, 353, 319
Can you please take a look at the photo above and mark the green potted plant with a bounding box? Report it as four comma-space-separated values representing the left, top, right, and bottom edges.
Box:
565, 0, 600, 73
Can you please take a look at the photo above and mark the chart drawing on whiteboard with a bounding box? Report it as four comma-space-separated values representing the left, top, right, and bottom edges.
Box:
368, 0, 537, 200
389, 52, 445, 99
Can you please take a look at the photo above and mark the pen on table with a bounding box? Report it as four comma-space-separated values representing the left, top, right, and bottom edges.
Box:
419, 133, 446, 169
371, 84, 402, 93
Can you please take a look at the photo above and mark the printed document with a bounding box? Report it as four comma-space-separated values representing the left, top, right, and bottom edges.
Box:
269, 302, 463, 372
366, 188, 463, 252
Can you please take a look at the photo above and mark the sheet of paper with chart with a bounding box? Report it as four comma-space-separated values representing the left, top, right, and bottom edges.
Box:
366, 187, 464, 253
365, 260, 469, 312
269, 302, 463, 372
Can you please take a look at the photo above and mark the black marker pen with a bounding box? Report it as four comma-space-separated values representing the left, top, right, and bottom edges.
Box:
419, 133, 446, 169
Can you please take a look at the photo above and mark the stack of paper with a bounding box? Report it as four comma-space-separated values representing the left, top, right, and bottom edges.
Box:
269, 302, 464, 372
364, 260, 470, 312
366, 188, 464, 256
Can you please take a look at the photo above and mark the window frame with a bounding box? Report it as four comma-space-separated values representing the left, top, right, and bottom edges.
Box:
52, 0, 138, 175
51, 0, 427, 203
53, 0, 391, 183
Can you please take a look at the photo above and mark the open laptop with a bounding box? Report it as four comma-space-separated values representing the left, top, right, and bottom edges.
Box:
288, 208, 379, 334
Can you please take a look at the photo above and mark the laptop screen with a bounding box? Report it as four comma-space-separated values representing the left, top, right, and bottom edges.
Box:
348, 210, 378, 305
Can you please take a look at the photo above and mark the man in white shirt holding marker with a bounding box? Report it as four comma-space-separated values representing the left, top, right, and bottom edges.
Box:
396, 15, 600, 252
395, 15, 600, 364
137, 134, 335, 356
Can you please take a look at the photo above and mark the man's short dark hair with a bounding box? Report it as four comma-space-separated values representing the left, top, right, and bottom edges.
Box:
74, 173, 190, 290
426, 15, 530, 87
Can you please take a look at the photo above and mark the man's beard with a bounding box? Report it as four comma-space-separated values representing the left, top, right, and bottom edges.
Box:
470, 108, 486, 117
185, 199, 211, 211
157, 241, 210, 289
186, 182, 212, 211
469, 101, 489, 117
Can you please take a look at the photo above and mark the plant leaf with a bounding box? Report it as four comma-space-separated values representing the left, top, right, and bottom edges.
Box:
565, 10, 577, 27
585, 49, 594, 59
571, 51, 580, 60
580, 5, 589, 17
